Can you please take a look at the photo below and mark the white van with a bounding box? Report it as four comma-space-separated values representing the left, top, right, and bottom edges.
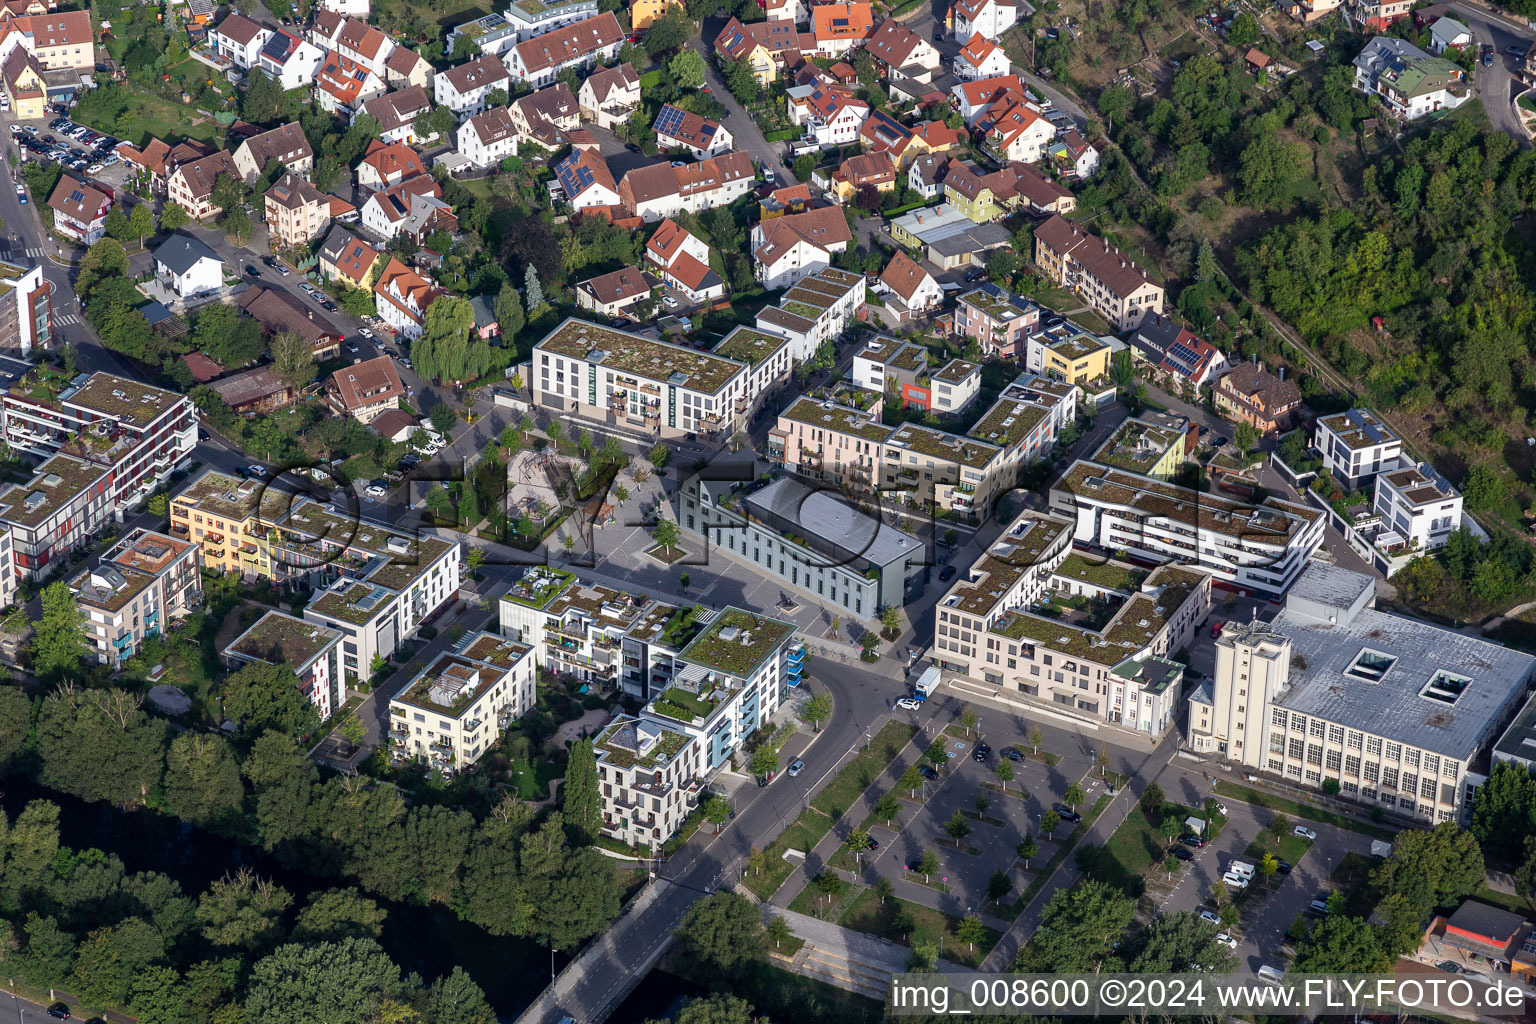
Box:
1229, 860, 1255, 879
1258, 965, 1285, 986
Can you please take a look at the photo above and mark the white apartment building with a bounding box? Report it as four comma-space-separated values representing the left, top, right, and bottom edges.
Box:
951, 0, 1019, 40
499, 567, 644, 688
388, 633, 536, 771
531, 318, 758, 441
785, 84, 869, 147
639, 607, 799, 770
457, 106, 519, 168
0, 258, 51, 355
225, 610, 346, 720
618, 151, 756, 222
620, 600, 706, 703
505, 11, 623, 88
71, 529, 200, 669
1048, 460, 1327, 599
1314, 408, 1402, 490
753, 265, 864, 361
0, 368, 197, 576
595, 713, 704, 848
435, 54, 513, 117
935, 526, 1209, 738
503, 0, 599, 39
1189, 563, 1536, 823
209, 12, 272, 69
1373, 462, 1464, 553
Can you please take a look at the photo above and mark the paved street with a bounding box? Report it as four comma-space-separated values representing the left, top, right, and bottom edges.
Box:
1450, 0, 1535, 144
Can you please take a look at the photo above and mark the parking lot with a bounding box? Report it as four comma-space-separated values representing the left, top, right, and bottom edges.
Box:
11, 115, 132, 197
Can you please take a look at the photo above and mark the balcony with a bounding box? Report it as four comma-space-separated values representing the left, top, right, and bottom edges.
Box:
429, 739, 454, 753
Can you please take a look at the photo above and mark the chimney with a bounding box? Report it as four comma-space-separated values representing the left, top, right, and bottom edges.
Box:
1279, 366, 1285, 381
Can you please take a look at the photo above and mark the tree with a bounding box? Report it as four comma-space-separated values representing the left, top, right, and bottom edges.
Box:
918, 849, 940, 880
874, 792, 900, 826
652, 517, 681, 556
1128, 911, 1237, 973
222, 207, 253, 245
748, 744, 778, 777
703, 794, 732, 833
36, 688, 165, 807
105, 204, 132, 243
1259, 852, 1278, 880
945, 810, 971, 841
0, 685, 31, 773
987, 870, 1011, 907
925, 738, 948, 769
1233, 421, 1258, 456
1041, 809, 1061, 839
994, 759, 1015, 792
1017, 833, 1038, 868
647, 443, 671, 470
960, 707, 978, 736
643, 8, 691, 57
30, 582, 88, 680
1017, 880, 1135, 972
674, 892, 764, 980
196, 869, 294, 953
846, 828, 871, 866
672, 994, 756, 1024
425, 967, 497, 1024
1064, 781, 1085, 811
222, 662, 321, 739
495, 280, 525, 340
899, 765, 924, 798
1292, 915, 1392, 973
669, 49, 708, 89
244, 938, 406, 1024
793, 153, 816, 182
1096, 746, 1111, 779
1371, 822, 1485, 919
559, 737, 603, 845
161, 733, 244, 837
160, 203, 189, 232
802, 691, 832, 732
765, 915, 793, 949
1228, 11, 1258, 45
1205, 798, 1223, 821
1028, 725, 1044, 755
957, 914, 985, 952
973, 791, 990, 817
873, 876, 894, 906
128, 201, 154, 246
72, 917, 165, 1006
523, 264, 546, 315
1159, 815, 1183, 845
268, 331, 318, 393
1142, 781, 1165, 819
291, 888, 387, 944
430, 403, 459, 435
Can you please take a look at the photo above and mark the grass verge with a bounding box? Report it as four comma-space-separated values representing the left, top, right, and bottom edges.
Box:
810, 720, 917, 819
839, 889, 1001, 969
742, 806, 836, 900
1212, 781, 1396, 840
1016, 792, 1113, 908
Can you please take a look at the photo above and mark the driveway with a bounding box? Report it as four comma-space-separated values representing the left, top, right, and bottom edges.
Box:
1449, 1, 1535, 145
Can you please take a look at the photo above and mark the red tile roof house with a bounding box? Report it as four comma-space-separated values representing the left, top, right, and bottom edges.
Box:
575, 266, 659, 319
1211, 361, 1303, 434
876, 250, 942, 321
46, 175, 110, 244
356, 139, 426, 192
372, 258, 446, 341
328, 355, 406, 424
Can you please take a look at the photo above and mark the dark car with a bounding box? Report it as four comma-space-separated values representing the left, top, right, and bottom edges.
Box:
938, 565, 956, 581
1484, 45, 1495, 67
966, 268, 986, 282
47, 1004, 70, 1020
1001, 746, 1023, 761
244, 265, 261, 277
905, 859, 924, 872
1172, 846, 1194, 861
918, 765, 939, 780
1275, 859, 1292, 874
1052, 802, 1081, 823
865, 834, 879, 850
756, 775, 767, 787
972, 743, 991, 762
1179, 834, 1204, 848
626, 143, 640, 152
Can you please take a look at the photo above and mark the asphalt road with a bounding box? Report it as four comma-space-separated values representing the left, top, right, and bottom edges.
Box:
693, 19, 797, 185
1450, 1, 1536, 145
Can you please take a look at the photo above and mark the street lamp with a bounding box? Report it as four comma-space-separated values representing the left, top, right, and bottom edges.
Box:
550, 947, 557, 982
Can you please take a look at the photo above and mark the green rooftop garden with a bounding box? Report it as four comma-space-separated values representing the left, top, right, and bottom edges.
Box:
1054, 553, 1148, 593
681, 608, 795, 678
650, 686, 719, 723
503, 568, 576, 609
597, 719, 692, 768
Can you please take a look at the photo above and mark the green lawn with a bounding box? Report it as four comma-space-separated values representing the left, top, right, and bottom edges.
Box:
1098, 803, 1185, 894
810, 720, 917, 819
72, 74, 223, 147
1244, 828, 1312, 869
743, 807, 835, 900
1212, 781, 1396, 839
1016, 792, 1113, 908
839, 889, 1001, 969
505, 757, 562, 800
789, 873, 860, 921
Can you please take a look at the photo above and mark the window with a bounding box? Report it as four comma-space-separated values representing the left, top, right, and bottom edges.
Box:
1366, 736, 1383, 756
1382, 767, 1399, 789
1325, 749, 1341, 771
1385, 742, 1401, 761
1347, 731, 1363, 749
1328, 725, 1344, 744
1345, 755, 1360, 776
1271, 707, 1288, 727
1306, 743, 1323, 766
1287, 737, 1304, 759
1364, 762, 1379, 782
1309, 719, 1325, 739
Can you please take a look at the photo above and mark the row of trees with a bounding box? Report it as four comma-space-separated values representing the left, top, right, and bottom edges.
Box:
0, 797, 498, 1024
0, 683, 625, 951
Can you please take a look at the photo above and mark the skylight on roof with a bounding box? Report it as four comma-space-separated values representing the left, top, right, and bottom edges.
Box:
1344, 648, 1395, 684
1421, 670, 1471, 705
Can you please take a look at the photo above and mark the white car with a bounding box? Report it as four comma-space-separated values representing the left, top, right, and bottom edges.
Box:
1198, 910, 1221, 926
1293, 825, 1317, 841
247, 465, 267, 477
86, 163, 101, 173
663, 296, 678, 307
896, 697, 922, 711
1214, 933, 1238, 949
365, 483, 387, 497
358, 327, 374, 339
1221, 872, 1249, 890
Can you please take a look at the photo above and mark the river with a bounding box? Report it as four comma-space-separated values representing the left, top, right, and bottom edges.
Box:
0, 778, 568, 1018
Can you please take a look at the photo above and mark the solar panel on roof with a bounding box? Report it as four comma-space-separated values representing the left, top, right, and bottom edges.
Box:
654, 105, 687, 137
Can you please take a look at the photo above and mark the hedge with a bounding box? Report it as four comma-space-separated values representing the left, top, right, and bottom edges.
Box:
883, 198, 941, 218
763, 128, 800, 142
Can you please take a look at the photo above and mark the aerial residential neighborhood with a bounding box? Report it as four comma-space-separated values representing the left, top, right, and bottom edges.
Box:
0, 0, 1535, 1019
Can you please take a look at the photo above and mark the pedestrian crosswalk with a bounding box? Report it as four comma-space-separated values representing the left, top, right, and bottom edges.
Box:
0, 246, 44, 259
54, 313, 79, 327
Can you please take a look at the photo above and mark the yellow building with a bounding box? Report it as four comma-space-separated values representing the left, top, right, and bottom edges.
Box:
1089, 416, 1191, 482
1, 47, 46, 121
168, 471, 279, 578
630, 0, 680, 29
1032, 324, 1111, 385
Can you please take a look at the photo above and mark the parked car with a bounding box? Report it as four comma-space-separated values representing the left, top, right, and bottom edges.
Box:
938, 565, 956, 581
1214, 933, 1238, 949
917, 765, 939, 780
245, 265, 261, 277
14, 184, 24, 204
1210, 621, 1224, 639
786, 758, 805, 777
1308, 893, 1332, 914
1435, 960, 1462, 974
896, 697, 922, 711
365, 482, 387, 497
1198, 910, 1221, 926
1052, 803, 1081, 823
1483, 43, 1495, 66
358, 327, 374, 339
1221, 871, 1249, 889
1293, 825, 1317, 840
1000, 746, 1023, 761
865, 834, 878, 851
1275, 860, 1292, 874
972, 743, 991, 762
345, 342, 360, 354
1172, 846, 1193, 861
1179, 834, 1205, 848
46, 1003, 70, 1020
247, 465, 267, 477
